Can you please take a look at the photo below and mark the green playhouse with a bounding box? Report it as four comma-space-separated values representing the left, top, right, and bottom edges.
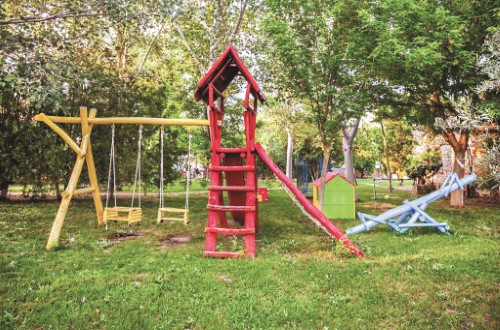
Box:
312, 171, 356, 220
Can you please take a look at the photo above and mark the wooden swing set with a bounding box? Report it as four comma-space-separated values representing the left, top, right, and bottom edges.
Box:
35, 107, 209, 250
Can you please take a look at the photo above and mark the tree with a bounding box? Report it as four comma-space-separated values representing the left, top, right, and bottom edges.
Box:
263, 0, 377, 210
368, 0, 499, 207
380, 119, 414, 188
353, 123, 383, 178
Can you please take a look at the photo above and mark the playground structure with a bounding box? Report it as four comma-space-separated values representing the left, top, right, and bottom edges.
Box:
347, 173, 477, 234
312, 172, 356, 220
35, 111, 209, 250
36, 45, 363, 258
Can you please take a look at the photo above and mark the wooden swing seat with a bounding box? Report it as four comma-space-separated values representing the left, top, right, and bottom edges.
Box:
157, 207, 189, 224
104, 207, 142, 225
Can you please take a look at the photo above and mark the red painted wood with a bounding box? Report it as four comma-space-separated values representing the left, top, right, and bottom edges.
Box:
205, 227, 256, 235
254, 143, 363, 258
207, 204, 256, 212
194, 46, 266, 104
208, 185, 254, 192
223, 153, 247, 224
209, 165, 255, 172
215, 147, 247, 153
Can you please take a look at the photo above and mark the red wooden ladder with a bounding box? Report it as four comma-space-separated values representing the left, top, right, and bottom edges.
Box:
203, 83, 259, 258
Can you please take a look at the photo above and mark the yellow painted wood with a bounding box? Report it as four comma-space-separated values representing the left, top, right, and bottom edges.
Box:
157, 208, 189, 224
38, 114, 83, 156
46, 109, 96, 251
73, 187, 96, 195
103, 207, 142, 225
81, 108, 104, 226
35, 114, 209, 127
313, 186, 318, 208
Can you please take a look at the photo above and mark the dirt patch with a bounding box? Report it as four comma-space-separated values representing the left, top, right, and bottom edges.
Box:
465, 197, 500, 207
103, 246, 113, 253
108, 232, 144, 243
135, 273, 149, 279
160, 235, 192, 250
217, 275, 233, 283
359, 202, 395, 212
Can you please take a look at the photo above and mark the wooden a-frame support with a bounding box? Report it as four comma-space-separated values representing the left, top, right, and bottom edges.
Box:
39, 107, 103, 250
36, 107, 210, 251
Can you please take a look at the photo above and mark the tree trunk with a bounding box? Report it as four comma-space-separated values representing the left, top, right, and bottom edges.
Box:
285, 126, 293, 180
380, 121, 393, 192
0, 180, 9, 200
341, 118, 360, 185
318, 146, 331, 212
450, 149, 466, 207
54, 179, 62, 201
443, 130, 469, 208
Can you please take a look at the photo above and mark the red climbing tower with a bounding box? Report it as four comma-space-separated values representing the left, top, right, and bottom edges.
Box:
194, 46, 266, 258
195, 46, 363, 259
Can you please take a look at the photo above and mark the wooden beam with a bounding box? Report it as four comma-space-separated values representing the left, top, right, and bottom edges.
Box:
37, 114, 83, 156
35, 114, 210, 127
46, 108, 98, 250
83, 108, 104, 226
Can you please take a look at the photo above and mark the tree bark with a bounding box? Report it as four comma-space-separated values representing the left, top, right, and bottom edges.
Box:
0, 180, 9, 200
443, 129, 469, 208
285, 125, 293, 180
380, 121, 393, 192
318, 145, 331, 212
341, 118, 360, 185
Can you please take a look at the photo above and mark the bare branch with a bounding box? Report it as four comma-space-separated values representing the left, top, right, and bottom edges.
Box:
0, 12, 104, 25
174, 22, 206, 75
132, 18, 169, 81
231, 0, 248, 40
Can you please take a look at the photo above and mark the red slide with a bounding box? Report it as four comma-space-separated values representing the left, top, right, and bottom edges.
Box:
255, 143, 363, 258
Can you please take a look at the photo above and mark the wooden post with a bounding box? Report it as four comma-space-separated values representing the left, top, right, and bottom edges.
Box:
46, 107, 97, 250
83, 108, 104, 226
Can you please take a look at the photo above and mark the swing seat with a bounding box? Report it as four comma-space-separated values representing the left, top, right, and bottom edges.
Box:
104, 207, 142, 225
157, 207, 189, 225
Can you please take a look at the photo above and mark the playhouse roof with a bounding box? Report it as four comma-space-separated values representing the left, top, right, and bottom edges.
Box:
312, 171, 356, 187
194, 45, 266, 104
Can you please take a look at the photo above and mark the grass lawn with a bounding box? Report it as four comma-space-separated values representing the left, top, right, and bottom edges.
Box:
0, 183, 498, 329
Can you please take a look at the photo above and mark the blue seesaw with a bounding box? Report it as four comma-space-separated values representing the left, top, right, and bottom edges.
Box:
347, 173, 477, 235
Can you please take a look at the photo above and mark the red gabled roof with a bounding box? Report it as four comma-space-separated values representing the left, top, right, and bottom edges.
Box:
312, 171, 356, 187
194, 45, 266, 104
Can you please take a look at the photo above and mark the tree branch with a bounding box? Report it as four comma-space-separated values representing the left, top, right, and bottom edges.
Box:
231, 0, 248, 41
0, 12, 104, 25
174, 22, 206, 75
132, 17, 169, 81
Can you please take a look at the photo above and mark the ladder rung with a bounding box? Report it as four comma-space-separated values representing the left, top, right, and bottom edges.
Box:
207, 204, 255, 212
215, 147, 248, 154
203, 251, 248, 258
209, 165, 255, 172
205, 227, 255, 235
208, 186, 254, 191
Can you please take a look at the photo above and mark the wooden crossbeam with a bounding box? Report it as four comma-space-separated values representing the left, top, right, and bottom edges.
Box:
35, 114, 210, 127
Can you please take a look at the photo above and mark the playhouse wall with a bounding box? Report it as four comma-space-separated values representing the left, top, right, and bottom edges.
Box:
322, 176, 355, 220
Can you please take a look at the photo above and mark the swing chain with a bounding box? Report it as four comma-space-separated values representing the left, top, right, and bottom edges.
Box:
159, 126, 164, 209
106, 125, 117, 208
131, 125, 143, 208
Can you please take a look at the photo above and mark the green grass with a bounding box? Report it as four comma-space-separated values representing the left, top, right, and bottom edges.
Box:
0, 184, 498, 329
